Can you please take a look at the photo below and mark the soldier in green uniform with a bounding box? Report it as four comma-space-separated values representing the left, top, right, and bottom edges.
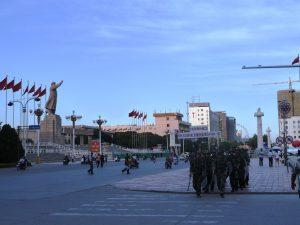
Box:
190, 151, 206, 197
204, 152, 215, 193
215, 150, 228, 198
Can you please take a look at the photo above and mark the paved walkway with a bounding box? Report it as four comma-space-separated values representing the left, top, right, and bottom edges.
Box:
113, 158, 297, 193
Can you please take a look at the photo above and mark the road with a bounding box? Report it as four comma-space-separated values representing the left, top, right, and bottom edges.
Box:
1, 159, 300, 225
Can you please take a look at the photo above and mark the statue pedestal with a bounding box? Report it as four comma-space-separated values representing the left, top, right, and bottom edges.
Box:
40, 114, 64, 145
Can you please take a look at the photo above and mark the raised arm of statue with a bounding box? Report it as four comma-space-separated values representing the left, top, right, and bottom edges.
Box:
55, 80, 63, 89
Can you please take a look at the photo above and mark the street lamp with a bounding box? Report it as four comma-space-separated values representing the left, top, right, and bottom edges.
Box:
34, 104, 44, 163
93, 116, 107, 155
8, 97, 40, 157
65, 110, 82, 158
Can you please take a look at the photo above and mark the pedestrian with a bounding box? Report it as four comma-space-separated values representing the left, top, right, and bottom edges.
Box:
122, 153, 131, 174
100, 154, 105, 168
291, 158, 300, 198
104, 154, 108, 163
204, 152, 215, 193
96, 153, 101, 168
259, 149, 264, 166
189, 151, 206, 198
268, 150, 273, 167
275, 151, 280, 166
88, 157, 94, 175
215, 151, 228, 198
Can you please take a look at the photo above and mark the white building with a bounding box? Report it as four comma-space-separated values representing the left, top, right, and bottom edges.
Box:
188, 102, 219, 132
279, 116, 300, 140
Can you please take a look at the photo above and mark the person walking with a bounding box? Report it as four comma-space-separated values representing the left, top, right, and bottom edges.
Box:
215, 151, 228, 198
259, 149, 264, 166
275, 151, 280, 166
189, 151, 206, 198
88, 157, 94, 175
268, 150, 273, 167
96, 153, 101, 168
122, 153, 131, 174
100, 154, 105, 168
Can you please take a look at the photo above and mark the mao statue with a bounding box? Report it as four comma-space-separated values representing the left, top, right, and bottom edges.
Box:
45, 80, 63, 115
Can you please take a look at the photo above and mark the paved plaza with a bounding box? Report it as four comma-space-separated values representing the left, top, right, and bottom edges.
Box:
0, 158, 299, 225
114, 158, 296, 193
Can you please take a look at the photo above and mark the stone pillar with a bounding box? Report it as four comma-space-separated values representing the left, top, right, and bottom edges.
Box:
254, 108, 264, 150
266, 127, 271, 148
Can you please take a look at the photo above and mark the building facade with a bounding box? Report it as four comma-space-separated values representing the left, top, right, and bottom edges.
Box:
153, 112, 190, 136
226, 117, 237, 142
277, 89, 300, 140
188, 102, 219, 131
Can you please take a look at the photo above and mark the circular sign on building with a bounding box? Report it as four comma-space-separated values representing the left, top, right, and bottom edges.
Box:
286, 136, 294, 145
276, 136, 284, 145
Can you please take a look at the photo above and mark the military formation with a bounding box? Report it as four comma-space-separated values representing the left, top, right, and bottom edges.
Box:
189, 147, 250, 198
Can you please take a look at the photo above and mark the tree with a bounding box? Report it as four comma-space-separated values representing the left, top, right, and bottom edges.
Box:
246, 134, 257, 150
0, 124, 24, 163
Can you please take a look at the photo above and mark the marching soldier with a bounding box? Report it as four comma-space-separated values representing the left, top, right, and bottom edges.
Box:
204, 152, 215, 193
215, 150, 228, 198
190, 151, 206, 197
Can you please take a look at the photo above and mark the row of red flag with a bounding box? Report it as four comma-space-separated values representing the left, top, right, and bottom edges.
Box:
0, 76, 46, 98
129, 110, 147, 121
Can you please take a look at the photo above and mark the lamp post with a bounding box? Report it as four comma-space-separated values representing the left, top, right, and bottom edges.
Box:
93, 116, 107, 155
66, 110, 82, 158
8, 97, 40, 157
34, 104, 43, 163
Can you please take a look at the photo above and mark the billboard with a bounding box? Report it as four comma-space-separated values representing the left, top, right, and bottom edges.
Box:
178, 131, 220, 139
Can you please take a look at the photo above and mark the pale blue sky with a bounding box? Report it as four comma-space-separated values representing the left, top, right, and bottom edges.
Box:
1, 0, 300, 139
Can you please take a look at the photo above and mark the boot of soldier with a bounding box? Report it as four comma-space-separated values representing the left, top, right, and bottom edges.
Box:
298, 190, 300, 199
196, 192, 201, 198
220, 193, 224, 198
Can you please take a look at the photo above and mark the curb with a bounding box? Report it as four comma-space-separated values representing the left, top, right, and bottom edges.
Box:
112, 185, 297, 195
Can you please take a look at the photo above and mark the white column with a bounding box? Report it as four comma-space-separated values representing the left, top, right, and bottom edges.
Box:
254, 108, 264, 150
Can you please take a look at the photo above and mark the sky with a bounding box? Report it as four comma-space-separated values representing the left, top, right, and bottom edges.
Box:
1, 0, 300, 139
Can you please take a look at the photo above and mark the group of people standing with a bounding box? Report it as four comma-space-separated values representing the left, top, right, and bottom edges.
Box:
81, 153, 108, 175
189, 147, 250, 198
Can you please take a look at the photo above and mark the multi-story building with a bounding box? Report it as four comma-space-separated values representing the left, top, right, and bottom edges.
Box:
226, 117, 237, 142
277, 89, 300, 140
188, 102, 219, 131
153, 112, 190, 136
215, 111, 228, 141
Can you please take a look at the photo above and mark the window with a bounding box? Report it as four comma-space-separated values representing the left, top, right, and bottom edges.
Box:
166, 117, 169, 120
201, 109, 203, 111
166, 124, 170, 127
294, 136, 297, 138
293, 121, 296, 123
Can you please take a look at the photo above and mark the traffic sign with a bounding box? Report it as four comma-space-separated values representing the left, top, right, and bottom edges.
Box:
286, 136, 294, 144
29, 125, 40, 130
276, 137, 284, 145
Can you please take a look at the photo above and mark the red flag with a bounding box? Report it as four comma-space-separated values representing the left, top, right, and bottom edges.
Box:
0, 77, 7, 90
292, 55, 299, 65
13, 80, 22, 92
143, 114, 147, 121
28, 84, 35, 94
5, 79, 14, 90
22, 85, 29, 96
128, 110, 135, 117
134, 111, 139, 118
38, 88, 46, 97
33, 86, 42, 96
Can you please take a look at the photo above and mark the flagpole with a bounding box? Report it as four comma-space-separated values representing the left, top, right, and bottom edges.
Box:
5, 84, 7, 124
12, 89, 15, 128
